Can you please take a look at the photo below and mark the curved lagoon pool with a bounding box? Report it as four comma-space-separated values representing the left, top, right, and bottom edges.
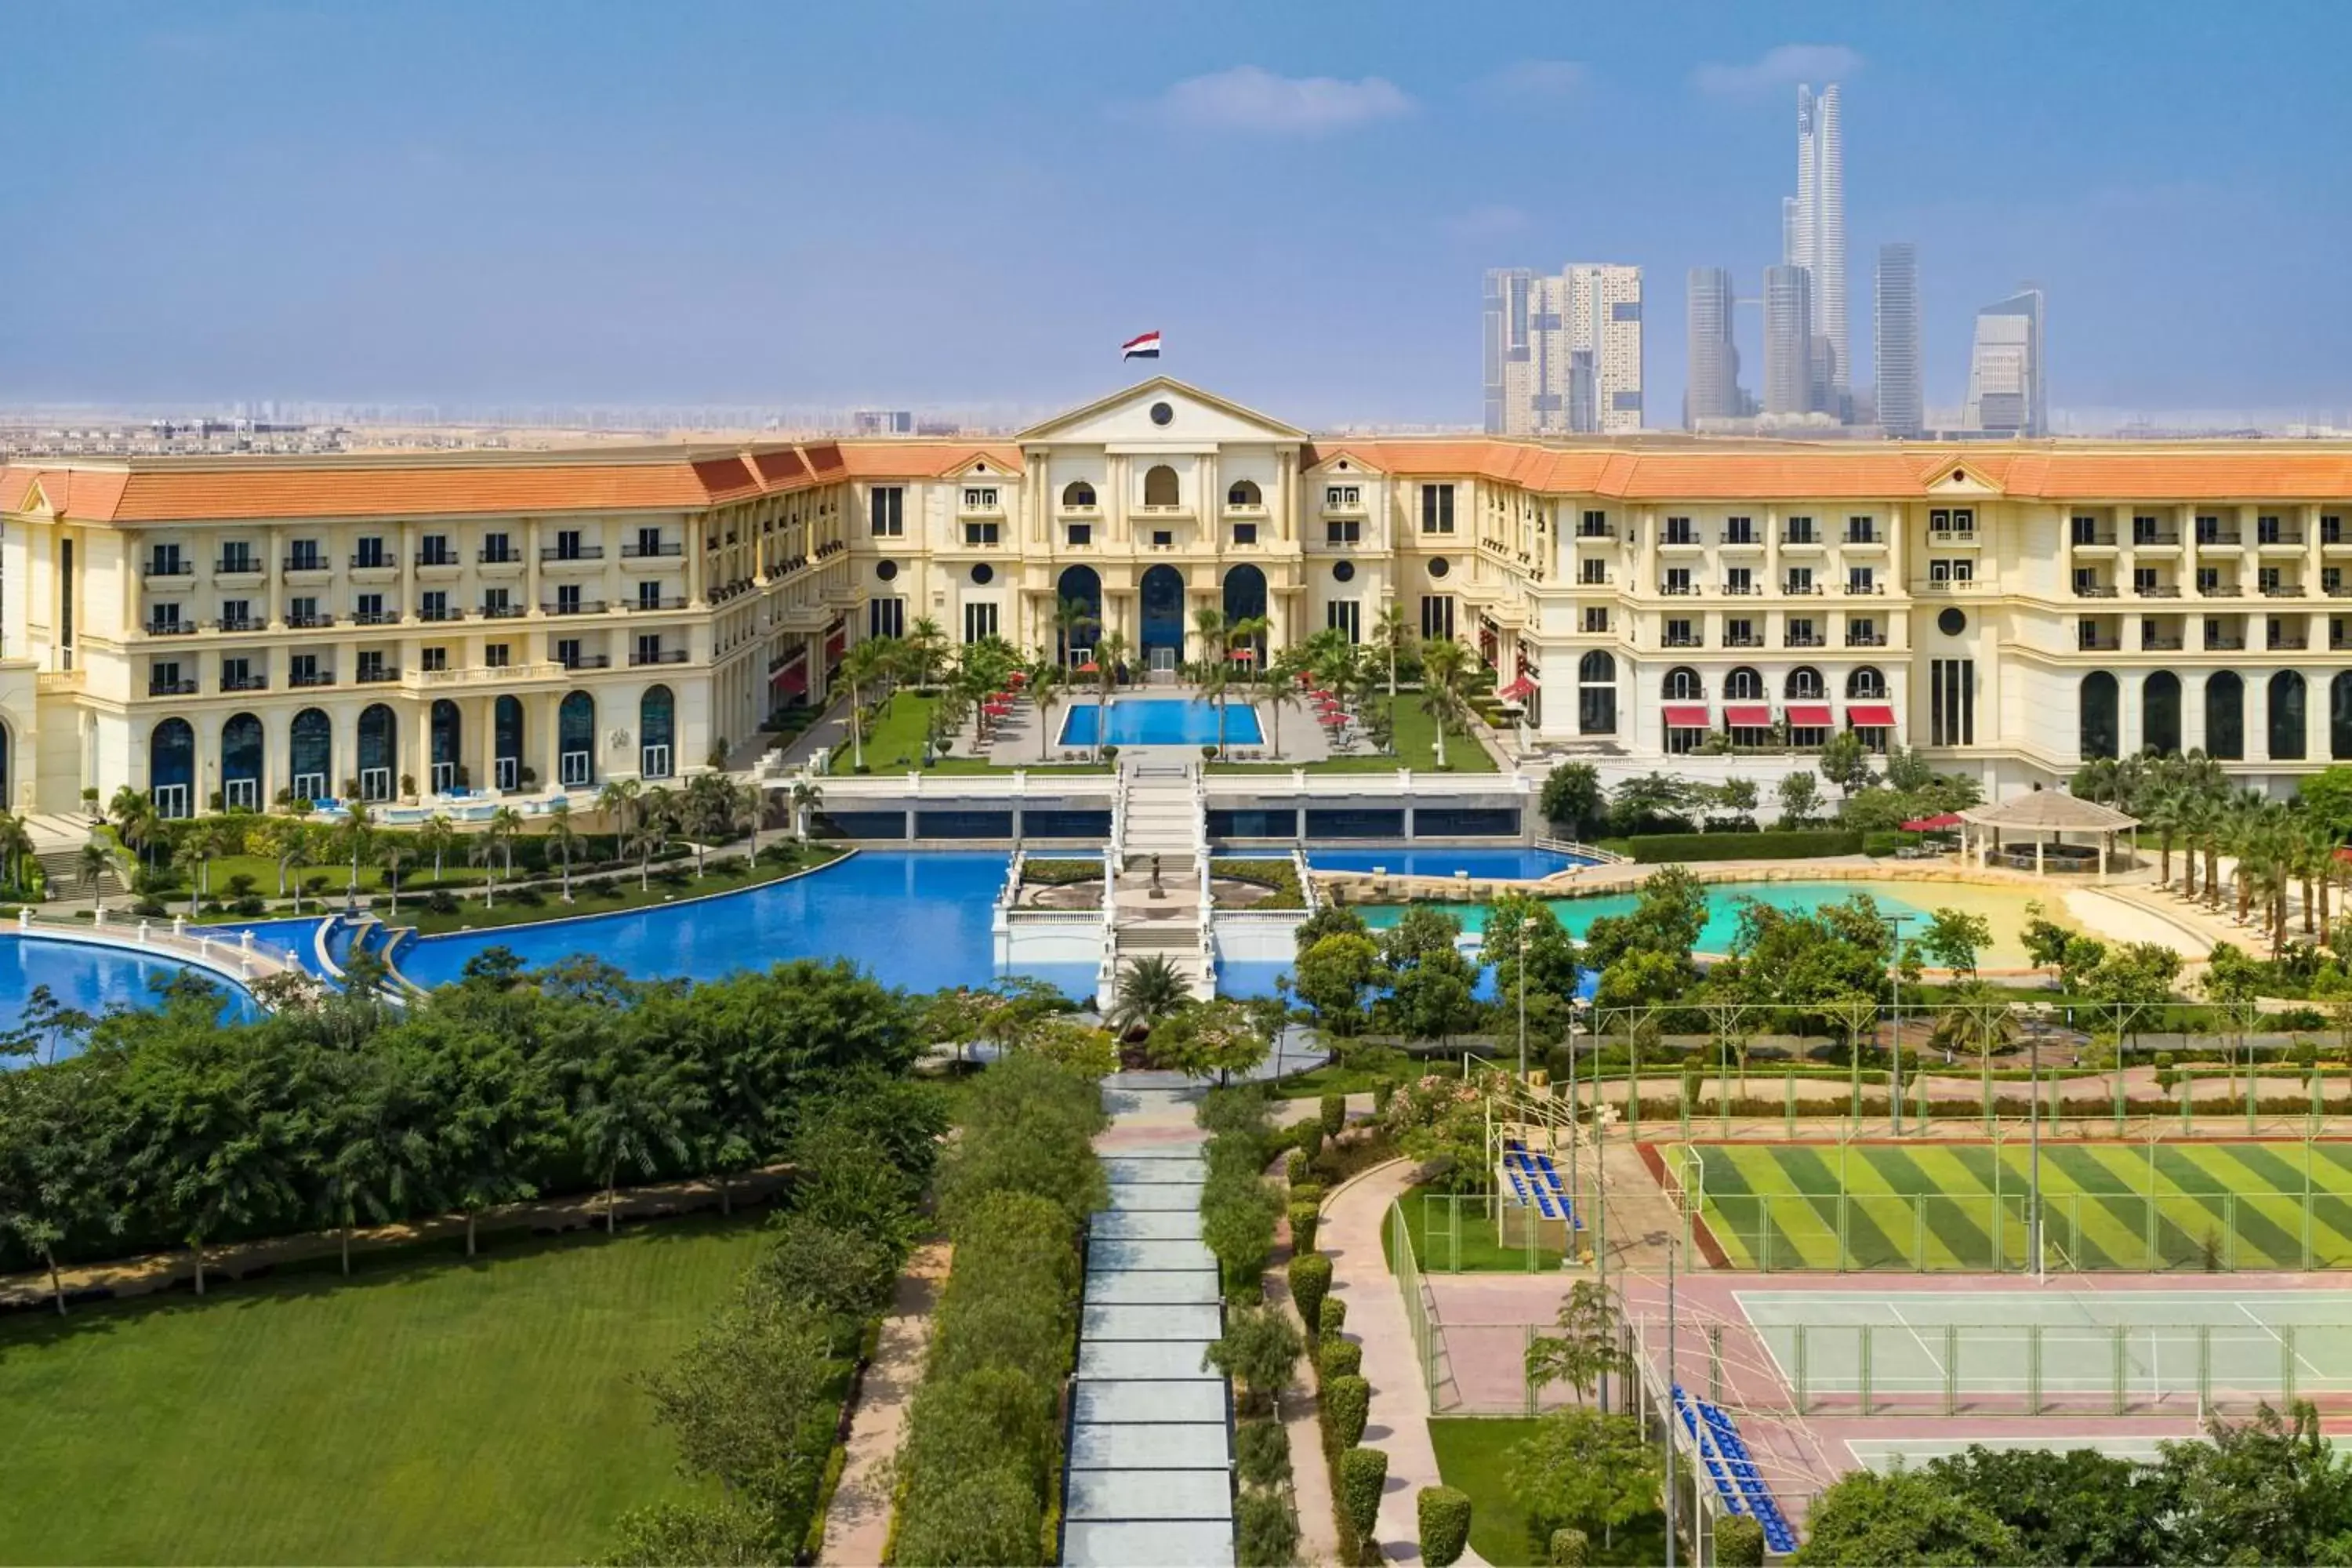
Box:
0, 935, 260, 1047
394, 851, 1091, 997
1308, 846, 1594, 880
1060, 697, 1264, 749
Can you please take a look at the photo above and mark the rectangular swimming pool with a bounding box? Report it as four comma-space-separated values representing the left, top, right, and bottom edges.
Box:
1307, 846, 1592, 880
1060, 697, 1264, 748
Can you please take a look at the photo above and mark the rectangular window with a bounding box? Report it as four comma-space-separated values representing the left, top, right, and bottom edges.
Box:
289, 595, 319, 627
2196, 567, 2220, 593
869, 488, 903, 537
2259, 566, 2283, 593
962, 602, 999, 643
963, 487, 998, 510
1725, 567, 1753, 594
1579, 560, 1607, 585
1784, 516, 1816, 545
1579, 510, 1610, 537
1847, 566, 1875, 593
1581, 606, 1609, 633
1664, 567, 1693, 594
289, 539, 322, 570
637, 526, 664, 557
1726, 618, 1755, 645
220, 598, 252, 630
420, 647, 447, 673
1665, 618, 1696, 647
2072, 514, 2100, 545
1418, 594, 1455, 640
1846, 515, 1876, 544
2258, 514, 2285, 545
354, 536, 387, 568
2133, 567, 2158, 593
1419, 484, 1455, 535
635, 634, 665, 666
218, 541, 254, 573
221, 657, 256, 688
420, 590, 450, 620
1232, 522, 1258, 546
1784, 567, 1813, 593
1787, 617, 1816, 646
1664, 516, 1697, 545
1067, 523, 1092, 547
557, 638, 583, 669
356, 592, 387, 624
1151, 530, 1174, 549
481, 531, 513, 563
1325, 485, 1360, 507
2132, 515, 2161, 545
358, 650, 387, 681
1929, 558, 1974, 583
963, 521, 1000, 546
1326, 520, 1360, 546
485, 644, 510, 668
637, 581, 662, 610
150, 543, 183, 576
557, 584, 583, 614
483, 586, 512, 616
419, 534, 452, 565
869, 597, 906, 640
1723, 516, 1755, 545
151, 660, 182, 693
556, 528, 584, 561
289, 653, 319, 685
1929, 658, 1975, 746
1326, 601, 1362, 642
2324, 514, 2343, 545
1848, 617, 1878, 645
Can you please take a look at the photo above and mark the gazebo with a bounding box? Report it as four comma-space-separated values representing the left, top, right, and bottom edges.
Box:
1958, 789, 2140, 880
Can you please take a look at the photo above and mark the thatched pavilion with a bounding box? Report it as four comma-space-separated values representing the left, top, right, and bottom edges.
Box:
1958, 789, 2140, 880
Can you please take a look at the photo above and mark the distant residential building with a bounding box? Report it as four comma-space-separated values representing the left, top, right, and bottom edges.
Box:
1787, 83, 1848, 416
1966, 288, 2047, 436
851, 408, 914, 436
1875, 243, 1922, 438
1483, 263, 1643, 436
1762, 264, 1816, 418
1684, 267, 1743, 427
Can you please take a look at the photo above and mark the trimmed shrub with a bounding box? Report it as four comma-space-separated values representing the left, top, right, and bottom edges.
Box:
1289, 1181, 1324, 1207
1236, 1417, 1291, 1487
1320, 1092, 1347, 1138
1417, 1486, 1472, 1568
1372, 1081, 1397, 1114
1323, 1374, 1370, 1448
1319, 1337, 1363, 1382
1298, 1124, 1325, 1165
1715, 1515, 1766, 1567
1288, 1202, 1321, 1256
1548, 1526, 1590, 1566
1287, 1251, 1333, 1330
1320, 1297, 1348, 1337
1338, 1446, 1388, 1541
1285, 1149, 1309, 1185
1206, 1303, 1304, 1417
1611, 828, 1863, 863
1236, 1488, 1301, 1568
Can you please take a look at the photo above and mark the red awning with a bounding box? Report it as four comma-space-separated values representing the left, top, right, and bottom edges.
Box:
1785, 703, 1833, 728
1849, 703, 1898, 728
1901, 812, 1965, 831
1496, 677, 1536, 702
1076, 660, 1099, 674
1723, 703, 1771, 727
1663, 704, 1711, 728
1231, 647, 1257, 662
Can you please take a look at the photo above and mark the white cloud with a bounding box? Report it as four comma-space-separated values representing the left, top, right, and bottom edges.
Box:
1691, 44, 1862, 98
1446, 204, 1532, 242
1145, 65, 1414, 134
1481, 59, 1588, 103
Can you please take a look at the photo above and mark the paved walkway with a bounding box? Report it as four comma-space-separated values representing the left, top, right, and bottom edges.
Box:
819, 1242, 950, 1567
1064, 1072, 1234, 1567
1320, 1157, 1490, 1566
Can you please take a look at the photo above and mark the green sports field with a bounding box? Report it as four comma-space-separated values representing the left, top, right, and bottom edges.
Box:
1684, 1140, 2352, 1273
0, 1215, 769, 1565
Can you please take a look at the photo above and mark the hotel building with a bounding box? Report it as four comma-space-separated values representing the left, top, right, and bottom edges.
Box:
3, 377, 2350, 817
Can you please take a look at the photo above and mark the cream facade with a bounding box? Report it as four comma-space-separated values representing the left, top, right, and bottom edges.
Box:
3, 377, 2351, 816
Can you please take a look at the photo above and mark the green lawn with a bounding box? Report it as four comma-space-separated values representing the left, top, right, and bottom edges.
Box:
1213, 693, 1499, 775
855, 691, 1109, 774
1398, 1180, 1568, 1272
380, 845, 844, 937
0, 1214, 772, 1565
1428, 1418, 1668, 1566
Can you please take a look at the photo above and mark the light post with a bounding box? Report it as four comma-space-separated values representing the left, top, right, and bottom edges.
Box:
1663, 1159, 1677, 1568
2029, 1003, 2050, 1279
1885, 913, 1912, 1135
1517, 916, 1535, 1080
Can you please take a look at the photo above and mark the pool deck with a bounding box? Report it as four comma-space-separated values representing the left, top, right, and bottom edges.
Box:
984, 690, 1340, 767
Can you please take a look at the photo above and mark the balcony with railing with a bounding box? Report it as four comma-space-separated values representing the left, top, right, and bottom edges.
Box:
2129, 524, 2183, 549
2260, 579, 2306, 598
2267, 626, 2310, 651
2072, 579, 2120, 598
1781, 579, 1824, 596
1722, 630, 1764, 648
1784, 630, 1824, 648
143, 557, 195, 580
560, 652, 614, 670
281, 554, 331, 577
347, 552, 398, 579
354, 666, 400, 685
352, 608, 400, 626
627, 595, 691, 612
542, 599, 608, 616
220, 673, 270, 692
622, 542, 685, 561
147, 675, 198, 696
2195, 526, 2242, 550
631, 647, 690, 666
145, 619, 199, 637
2257, 525, 2307, 550
1839, 582, 1885, 596
1661, 631, 1704, 649
2132, 579, 2183, 599
216, 615, 263, 633
2203, 625, 2248, 651
290, 668, 336, 688
1657, 581, 1701, 597
416, 604, 463, 622
479, 601, 526, 619
2077, 628, 2123, 652
541, 545, 605, 564
1845, 629, 1889, 648
214, 555, 265, 579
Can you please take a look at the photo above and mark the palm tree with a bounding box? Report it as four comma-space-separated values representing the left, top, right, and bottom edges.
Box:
596, 776, 641, 865
109, 786, 155, 869
1051, 593, 1100, 668
1371, 602, 1412, 712
546, 797, 582, 901
789, 777, 822, 844
1418, 637, 1469, 770
417, 814, 459, 882
486, 806, 524, 883
1109, 954, 1190, 1038
633, 788, 673, 891
1264, 643, 1312, 760
379, 844, 412, 918
1192, 605, 1232, 673
905, 617, 949, 687
1026, 657, 1065, 761
0, 811, 34, 897
340, 804, 375, 907
734, 780, 764, 865
278, 830, 312, 911
838, 637, 898, 771
1091, 630, 1128, 762
468, 828, 503, 909
77, 839, 111, 912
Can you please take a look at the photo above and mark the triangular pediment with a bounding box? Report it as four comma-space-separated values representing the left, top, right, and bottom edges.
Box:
16, 477, 50, 515
1922, 458, 2002, 496
1017, 377, 1305, 445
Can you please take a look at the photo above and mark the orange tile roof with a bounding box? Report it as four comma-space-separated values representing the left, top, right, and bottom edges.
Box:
2003, 452, 2352, 500
826, 441, 1025, 478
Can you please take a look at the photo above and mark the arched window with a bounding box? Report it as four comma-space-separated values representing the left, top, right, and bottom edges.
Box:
357, 704, 397, 800
2333, 672, 2352, 760
558, 691, 597, 787
1142, 464, 1179, 507
1786, 666, 1825, 700
1579, 651, 1617, 735
2079, 671, 2120, 760
2269, 670, 2307, 760
1055, 564, 1102, 665
1221, 564, 1268, 659
1664, 666, 1705, 702
149, 717, 194, 818
2205, 671, 2245, 760
1227, 479, 1262, 506
494, 695, 526, 791
289, 708, 332, 803
1139, 564, 1185, 661
1062, 480, 1096, 508
430, 699, 463, 793
2142, 671, 2183, 757
641, 685, 676, 779
221, 713, 263, 810
0, 722, 9, 815
1725, 666, 1765, 701
1846, 666, 1887, 700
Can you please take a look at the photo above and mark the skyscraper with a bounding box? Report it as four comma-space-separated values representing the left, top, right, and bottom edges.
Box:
1481, 263, 1643, 435
1784, 83, 1847, 418
1874, 243, 1922, 438
1684, 267, 1742, 426
1965, 287, 2047, 436
1762, 264, 1815, 418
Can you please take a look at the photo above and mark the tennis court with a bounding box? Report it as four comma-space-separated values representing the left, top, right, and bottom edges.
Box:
1734, 1287, 2352, 1416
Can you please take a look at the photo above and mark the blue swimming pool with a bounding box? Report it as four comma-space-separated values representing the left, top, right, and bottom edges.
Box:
1308, 846, 1594, 880
394, 851, 1081, 997
1060, 697, 1265, 748
1356, 879, 1932, 954
0, 935, 260, 1054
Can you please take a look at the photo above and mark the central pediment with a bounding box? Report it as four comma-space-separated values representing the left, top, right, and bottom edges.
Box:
1017, 377, 1305, 447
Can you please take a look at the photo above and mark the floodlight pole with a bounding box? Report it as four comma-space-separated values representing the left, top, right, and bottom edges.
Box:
2030, 1004, 2048, 1281
1886, 913, 1912, 1136
1664, 1209, 1679, 1568
1518, 916, 1534, 1080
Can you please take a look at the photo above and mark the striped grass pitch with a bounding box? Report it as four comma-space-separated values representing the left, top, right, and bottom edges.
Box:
1691, 1141, 2352, 1272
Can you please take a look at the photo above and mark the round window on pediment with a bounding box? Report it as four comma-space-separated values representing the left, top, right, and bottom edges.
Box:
1149, 401, 1174, 426
876, 561, 898, 583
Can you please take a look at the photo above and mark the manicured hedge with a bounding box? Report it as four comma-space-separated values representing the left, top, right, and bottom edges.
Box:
1418, 1486, 1472, 1568
1605, 829, 1864, 862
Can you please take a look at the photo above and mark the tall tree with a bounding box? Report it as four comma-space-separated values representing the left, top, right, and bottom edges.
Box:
0, 1057, 125, 1312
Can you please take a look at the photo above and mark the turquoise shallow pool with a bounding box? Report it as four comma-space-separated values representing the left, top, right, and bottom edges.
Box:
1060, 697, 1263, 748
394, 851, 1083, 997
1308, 846, 1593, 880
1354, 879, 1933, 953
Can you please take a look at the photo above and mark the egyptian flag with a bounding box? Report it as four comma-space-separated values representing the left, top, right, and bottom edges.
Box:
1122, 330, 1162, 360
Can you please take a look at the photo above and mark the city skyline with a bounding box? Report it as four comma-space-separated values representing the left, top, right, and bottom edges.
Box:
6, 2, 2350, 430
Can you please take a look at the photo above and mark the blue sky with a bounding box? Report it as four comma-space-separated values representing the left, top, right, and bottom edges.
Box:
7, 1, 2349, 426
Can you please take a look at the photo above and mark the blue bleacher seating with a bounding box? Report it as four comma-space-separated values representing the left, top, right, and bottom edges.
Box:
1671, 1386, 1798, 1555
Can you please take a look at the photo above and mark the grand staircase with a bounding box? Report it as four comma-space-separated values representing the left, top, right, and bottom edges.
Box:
1104, 764, 1213, 1002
